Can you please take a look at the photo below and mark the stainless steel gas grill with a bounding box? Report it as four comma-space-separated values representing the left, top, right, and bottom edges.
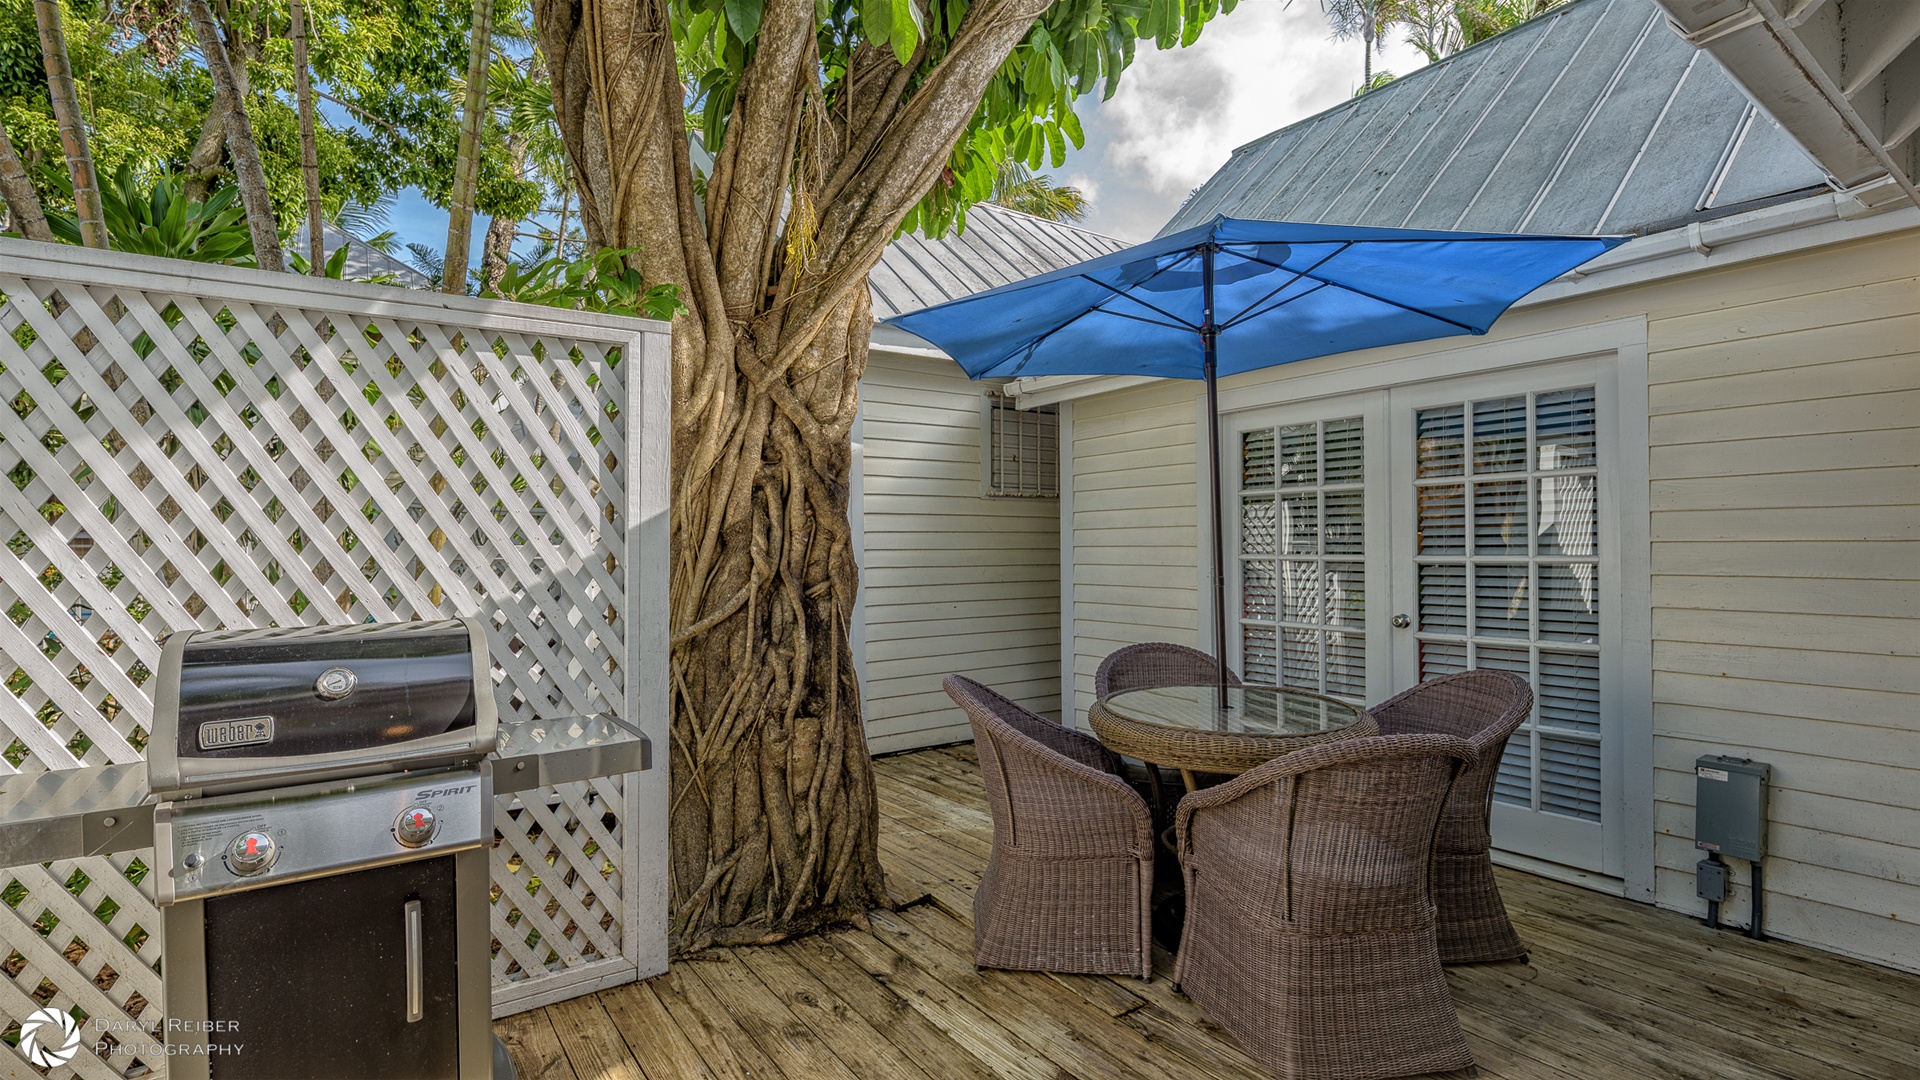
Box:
0, 619, 651, 1080
150, 620, 498, 1079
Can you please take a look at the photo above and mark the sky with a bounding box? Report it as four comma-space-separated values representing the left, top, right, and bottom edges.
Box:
386, 2, 1432, 260
1060, 1, 1433, 242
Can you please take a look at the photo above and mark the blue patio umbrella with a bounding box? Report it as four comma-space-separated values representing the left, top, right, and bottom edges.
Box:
883, 216, 1628, 692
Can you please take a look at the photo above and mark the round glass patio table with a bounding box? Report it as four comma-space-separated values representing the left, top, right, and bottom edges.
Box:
1089, 684, 1378, 792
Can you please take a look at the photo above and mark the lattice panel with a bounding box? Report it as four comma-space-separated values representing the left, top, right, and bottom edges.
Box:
490, 779, 626, 987
0, 251, 655, 1077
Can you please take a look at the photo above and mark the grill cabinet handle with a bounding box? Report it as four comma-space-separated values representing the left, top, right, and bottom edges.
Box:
405, 899, 424, 1023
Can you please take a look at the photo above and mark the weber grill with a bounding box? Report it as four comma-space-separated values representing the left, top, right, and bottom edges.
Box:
0, 615, 652, 1080
149, 620, 500, 1079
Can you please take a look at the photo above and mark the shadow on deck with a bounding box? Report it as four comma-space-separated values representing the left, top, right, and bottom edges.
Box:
497, 744, 1920, 1079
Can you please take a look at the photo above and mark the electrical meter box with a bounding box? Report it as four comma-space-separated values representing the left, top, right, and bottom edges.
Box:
1695, 755, 1770, 861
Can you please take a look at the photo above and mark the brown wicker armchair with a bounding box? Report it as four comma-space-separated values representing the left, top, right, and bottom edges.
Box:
1095, 641, 1242, 698
1370, 669, 1534, 963
943, 675, 1156, 979
1174, 734, 1478, 1080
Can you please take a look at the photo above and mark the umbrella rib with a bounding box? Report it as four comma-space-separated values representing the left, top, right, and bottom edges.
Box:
994, 275, 1199, 377
1216, 243, 1352, 330
1226, 247, 1485, 334
1079, 274, 1202, 331
1223, 280, 1334, 330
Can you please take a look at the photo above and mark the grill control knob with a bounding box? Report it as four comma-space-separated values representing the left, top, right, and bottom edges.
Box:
395, 806, 437, 848
226, 831, 277, 876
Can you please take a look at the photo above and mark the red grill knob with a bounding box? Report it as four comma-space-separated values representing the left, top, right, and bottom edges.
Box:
395, 805, 437, 848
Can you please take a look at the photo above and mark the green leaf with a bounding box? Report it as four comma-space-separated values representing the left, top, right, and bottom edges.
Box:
1045, 122, 1066, 169
860, 0, 894, 48
722, 0, 763, 41
1060, 106, 1085, 148
890, 0, 921, 63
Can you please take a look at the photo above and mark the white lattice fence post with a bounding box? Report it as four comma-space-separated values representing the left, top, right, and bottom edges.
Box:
0, 238, 671, 1074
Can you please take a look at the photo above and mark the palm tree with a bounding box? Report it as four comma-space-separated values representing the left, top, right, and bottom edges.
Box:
442, 0, 497, 294
1320, 0, 1408, 87
34, 0, 106, 248
187, 0, 286, 272
989, 162, 1089, 223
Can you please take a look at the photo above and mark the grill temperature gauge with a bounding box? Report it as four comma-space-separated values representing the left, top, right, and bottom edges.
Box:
395, 806, 437, 848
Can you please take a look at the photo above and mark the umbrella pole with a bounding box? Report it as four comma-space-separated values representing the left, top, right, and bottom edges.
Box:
1202, 243, 1229, 709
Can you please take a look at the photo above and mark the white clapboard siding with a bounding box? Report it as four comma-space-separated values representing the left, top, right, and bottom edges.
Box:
1063, 225, 1920, 972
1065, 381, 1201, 722
860, 350, 1060, 753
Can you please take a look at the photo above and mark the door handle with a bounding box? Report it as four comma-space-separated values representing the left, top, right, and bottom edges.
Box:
1391, 614, 1411, 628
404, 899, 424, 1023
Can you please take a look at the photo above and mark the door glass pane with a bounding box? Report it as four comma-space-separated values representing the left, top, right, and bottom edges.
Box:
1418, 564, 1466, 634
1324, 418, 1365, 483
1473, 480, 1528, 554
1417, 484, 1465, 554
1242, 496, 1275, 555
1416, 406, 1464, 477
1473, 396, 1528, 472
1413, 387, 1602, 825
1474, 564, 1530, 638
1238, 417, 1364, 700
1242, 429, 1276, 488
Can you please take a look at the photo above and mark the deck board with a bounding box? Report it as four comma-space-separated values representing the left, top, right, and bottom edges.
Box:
499, 745, 1920, 1079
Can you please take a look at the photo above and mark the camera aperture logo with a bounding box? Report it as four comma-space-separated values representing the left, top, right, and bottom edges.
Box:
17, 1007, 81, 1068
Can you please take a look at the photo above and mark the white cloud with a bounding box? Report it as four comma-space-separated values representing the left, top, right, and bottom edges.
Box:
1063, 1, 1431, 240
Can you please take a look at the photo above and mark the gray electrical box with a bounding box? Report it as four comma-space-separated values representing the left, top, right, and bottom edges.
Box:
1695, 755, 1770, 861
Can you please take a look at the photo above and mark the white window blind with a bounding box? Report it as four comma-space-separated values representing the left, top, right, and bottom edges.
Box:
1412, 386, 1602, 822
1237, 417, 1366, 700
983, 390, 1058, 497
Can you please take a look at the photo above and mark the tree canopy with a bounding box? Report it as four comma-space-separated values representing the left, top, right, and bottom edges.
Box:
0, 0, 541, 241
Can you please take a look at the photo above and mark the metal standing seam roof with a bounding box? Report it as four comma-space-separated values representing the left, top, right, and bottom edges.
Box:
1160, 0, 1832, 239
869, 202, 1130, 320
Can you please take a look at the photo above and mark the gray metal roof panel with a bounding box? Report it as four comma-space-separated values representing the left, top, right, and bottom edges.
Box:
869, 202, 1128, 319
1160, 0, 1829, 240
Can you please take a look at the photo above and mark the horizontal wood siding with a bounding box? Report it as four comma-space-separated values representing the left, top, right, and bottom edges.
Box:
1641, 229, 1920, 973
1067, 383, 1200, 722
1064, 223, 1920, 971
861, 351, 1060, 753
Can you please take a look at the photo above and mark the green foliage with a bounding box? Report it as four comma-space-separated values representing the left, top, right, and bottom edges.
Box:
671, 0, 1240, 239
1354, 69, 1397, 95
0, 0, 203, 191
479, 247, 684, 321
44, 165, 256, 263
1, 0, 540, 238
988, 160, 1087, 222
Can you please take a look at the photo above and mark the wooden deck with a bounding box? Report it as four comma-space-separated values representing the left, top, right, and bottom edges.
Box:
497, 745, 1920, 1079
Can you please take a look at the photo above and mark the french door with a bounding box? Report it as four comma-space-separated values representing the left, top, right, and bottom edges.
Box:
1226, 364, 1622, 879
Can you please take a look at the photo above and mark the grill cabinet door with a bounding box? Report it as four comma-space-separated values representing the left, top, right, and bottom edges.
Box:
204, 857, 460, 1079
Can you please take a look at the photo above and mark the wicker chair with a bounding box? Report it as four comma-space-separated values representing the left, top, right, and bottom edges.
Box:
943, 675, 1156, 979
1173, 734, 1478, 1080
1370, 669, 1534, 964
1095, 641, 1242, 698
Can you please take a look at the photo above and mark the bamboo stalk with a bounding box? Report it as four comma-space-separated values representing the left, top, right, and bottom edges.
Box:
33, 0, 105, 249
442, 0, 496, 294
291, 0, 325, 274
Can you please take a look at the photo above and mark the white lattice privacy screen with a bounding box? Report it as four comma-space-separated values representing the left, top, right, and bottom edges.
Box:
0, 239, 670, 1078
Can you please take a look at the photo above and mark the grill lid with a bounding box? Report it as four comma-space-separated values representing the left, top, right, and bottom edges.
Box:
148, 620, 498, 796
